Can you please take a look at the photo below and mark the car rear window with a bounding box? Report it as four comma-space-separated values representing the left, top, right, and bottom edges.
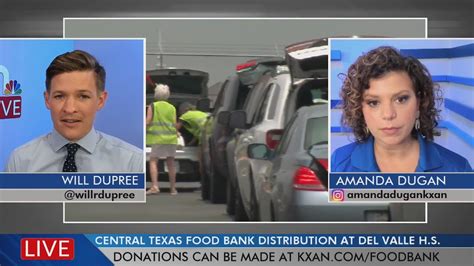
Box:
304, 117, 328, 150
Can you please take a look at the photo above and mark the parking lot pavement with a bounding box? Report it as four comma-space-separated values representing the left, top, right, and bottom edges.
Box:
64, 184, 231, 222
149, 181, 201, 191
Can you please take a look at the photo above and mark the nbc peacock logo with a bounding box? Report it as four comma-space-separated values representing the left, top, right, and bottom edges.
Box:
4, 80, 22, 95
0, 64, 22, 119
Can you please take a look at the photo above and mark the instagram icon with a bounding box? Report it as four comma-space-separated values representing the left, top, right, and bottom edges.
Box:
331, 189, 345, 201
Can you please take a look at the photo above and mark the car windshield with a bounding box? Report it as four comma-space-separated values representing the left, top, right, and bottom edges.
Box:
304, 116, 328, 150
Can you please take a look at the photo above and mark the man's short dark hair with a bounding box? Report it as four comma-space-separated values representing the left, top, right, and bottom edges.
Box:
46, 50, 106, 93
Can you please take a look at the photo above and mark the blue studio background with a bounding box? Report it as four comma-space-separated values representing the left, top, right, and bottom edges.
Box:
0, 39, 144, 171
330, 39, 473, 168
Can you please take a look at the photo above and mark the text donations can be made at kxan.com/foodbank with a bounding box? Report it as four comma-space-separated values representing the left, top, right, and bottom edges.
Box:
113, 250, 441, 263
99, 235, 442, 264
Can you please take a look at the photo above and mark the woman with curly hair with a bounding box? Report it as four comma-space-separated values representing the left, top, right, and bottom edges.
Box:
331, 46, 471, 172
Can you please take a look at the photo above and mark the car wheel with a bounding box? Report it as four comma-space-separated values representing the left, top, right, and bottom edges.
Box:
199, 144, 209, 200
248, 171, 260, 221
234, 182, 249, 221
209, 164, 226, 203
226, 179, 235, 215
201, 166, 209, 200
270, 202, 276, 221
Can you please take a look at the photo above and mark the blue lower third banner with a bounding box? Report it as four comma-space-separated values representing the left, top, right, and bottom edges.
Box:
0, 173, 145, 202
329, 173, 474, 202
0, 234, 472, 265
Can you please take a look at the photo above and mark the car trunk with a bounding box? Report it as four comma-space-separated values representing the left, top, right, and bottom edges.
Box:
285, 38, 328, 83
146, 68, 209, 107
284, 38, 329, 121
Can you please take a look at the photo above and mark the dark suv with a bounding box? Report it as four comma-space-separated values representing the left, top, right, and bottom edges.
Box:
199, 57, 286, 202
146, 68, 209, 182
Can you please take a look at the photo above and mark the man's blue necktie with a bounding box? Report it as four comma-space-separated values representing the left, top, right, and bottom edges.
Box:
63, 143, 80, 172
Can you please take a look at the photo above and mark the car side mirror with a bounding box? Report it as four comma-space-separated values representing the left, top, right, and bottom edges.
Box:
229, 110, 247, 129
196, 98, 211, 112
217, 111, 231, 126
248, 143, 270, 160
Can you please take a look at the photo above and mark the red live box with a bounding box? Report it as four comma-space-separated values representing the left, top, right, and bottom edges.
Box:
0, 96, 22, 119
20, 238, 74, 260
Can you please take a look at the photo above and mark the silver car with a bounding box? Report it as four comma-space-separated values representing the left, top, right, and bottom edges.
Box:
228, 39, 330, 221
230, 69, 292, 221
248, 105, 391, 221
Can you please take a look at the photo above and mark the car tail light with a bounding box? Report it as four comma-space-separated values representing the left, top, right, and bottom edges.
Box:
236, 60, 257, 72
293, 166, 326, 191
266, 129, 283, 150
146, 74, 154, 86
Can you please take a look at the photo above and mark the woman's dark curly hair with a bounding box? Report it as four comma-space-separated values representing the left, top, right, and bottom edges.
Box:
339, 46, 441, 142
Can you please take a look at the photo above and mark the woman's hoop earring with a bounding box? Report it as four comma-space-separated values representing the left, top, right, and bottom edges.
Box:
415, 110, 420, 131
365, 127, 370, 135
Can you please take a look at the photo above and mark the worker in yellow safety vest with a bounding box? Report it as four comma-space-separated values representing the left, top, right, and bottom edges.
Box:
146, 83, 178, 196
177, 102, 208, 146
